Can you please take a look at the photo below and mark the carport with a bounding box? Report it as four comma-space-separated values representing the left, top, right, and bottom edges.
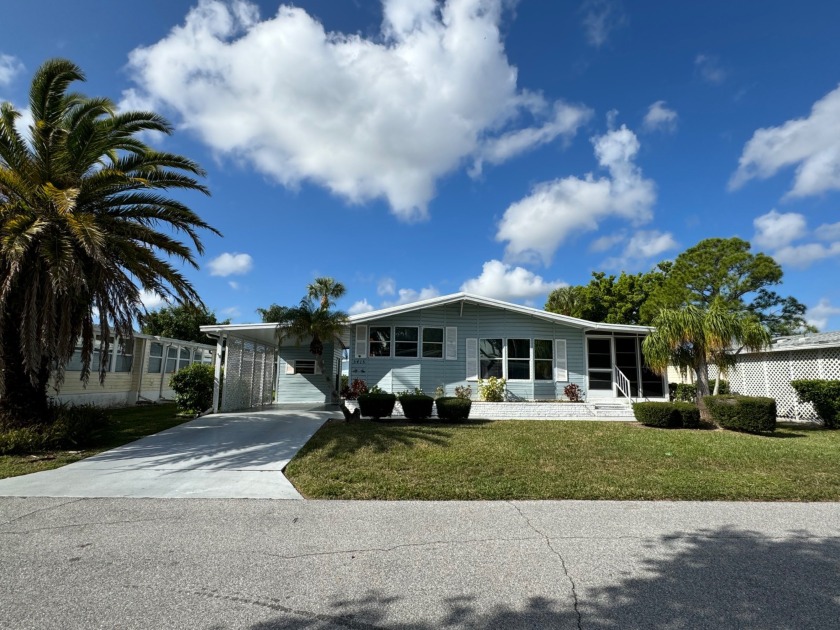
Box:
201, 323, 280, 413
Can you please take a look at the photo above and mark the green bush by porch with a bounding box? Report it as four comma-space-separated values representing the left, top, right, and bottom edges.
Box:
706, 395, 777, 433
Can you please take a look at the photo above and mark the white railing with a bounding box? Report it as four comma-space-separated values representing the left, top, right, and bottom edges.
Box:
614, 366, 632, 401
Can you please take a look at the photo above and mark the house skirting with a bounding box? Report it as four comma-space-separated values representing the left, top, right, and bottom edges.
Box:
343, 400, 636, 420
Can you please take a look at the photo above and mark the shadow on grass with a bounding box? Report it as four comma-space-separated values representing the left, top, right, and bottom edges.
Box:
248, 526, 840, 629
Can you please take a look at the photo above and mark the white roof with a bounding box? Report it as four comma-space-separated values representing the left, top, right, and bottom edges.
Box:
348, 292, 652, 333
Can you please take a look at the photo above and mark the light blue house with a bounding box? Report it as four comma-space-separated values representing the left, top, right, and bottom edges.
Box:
202, 293, 666, 412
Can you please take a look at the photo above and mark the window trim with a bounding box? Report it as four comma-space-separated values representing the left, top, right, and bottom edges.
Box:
368, 325, 392, 358
479, 338, 504, 380
534, 338, 554, 382
506, 338, 531, 382
294, 359, 316, 375
421, 326, 445, 360
394, 326, 420, 359
148, 342, 164, 374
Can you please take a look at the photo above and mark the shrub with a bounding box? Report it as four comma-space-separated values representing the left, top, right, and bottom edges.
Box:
358, 392, 397, 419
672, 402, 700, 428
435, 397, 472, 422
399, 394, 434, 420
341, 379, 368, 400
563, 383, 583, 402
170, 363, 215, 413
670, 380, 730, 402
454, 385, 472, 400
434, 385, 446, 398
632, 402, 679, 428
706, 395, 777, 433
790, 380, 840, 429
478, 377, 506, 402
0, 402, 109, 454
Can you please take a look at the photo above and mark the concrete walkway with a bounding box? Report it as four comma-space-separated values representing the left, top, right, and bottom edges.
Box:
0, 405, 334, 499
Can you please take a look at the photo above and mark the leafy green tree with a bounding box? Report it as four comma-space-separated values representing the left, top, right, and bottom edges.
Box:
641, 237, 811, 334
643, 300, 770, 422
545, 264, 671, 325
140, 304, 229, 344
307, 276, 346, 310
0, 59, 217, 425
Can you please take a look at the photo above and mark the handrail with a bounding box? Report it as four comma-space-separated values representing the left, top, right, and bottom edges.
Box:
614, 365, 632, 401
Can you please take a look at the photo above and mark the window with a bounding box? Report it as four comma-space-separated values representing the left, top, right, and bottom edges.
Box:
369, 326, 391, 357
148, 342, 163, 374
507, 339, 530, 380
294, 359, 316, 374
114, 339, 133, 373
67, 336, 111, 372
179, 348, 191, 371
534, 339, 553, 381
394, 327, 419, 357
422, 327, 444, 358
479, 338, 503, 379
165, 347, 179, 373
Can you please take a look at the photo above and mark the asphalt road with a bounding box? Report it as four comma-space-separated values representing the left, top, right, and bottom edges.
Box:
2, 499, 838, 629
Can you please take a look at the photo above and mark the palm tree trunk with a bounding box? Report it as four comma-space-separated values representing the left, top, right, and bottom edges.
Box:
694, 355, 714, 425
0, 310, 52, 427
313, 351, 357, 421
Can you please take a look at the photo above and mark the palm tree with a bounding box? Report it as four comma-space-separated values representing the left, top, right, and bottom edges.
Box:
642, 300, 770, 422
545, 285, 584, 317
272, 297, 349, 402
307, 276, 346, 310
0, 59, 218, 425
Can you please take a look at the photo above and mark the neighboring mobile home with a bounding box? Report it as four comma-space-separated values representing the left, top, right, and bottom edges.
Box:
52, 331, 215, 407
201, 293, 667, 412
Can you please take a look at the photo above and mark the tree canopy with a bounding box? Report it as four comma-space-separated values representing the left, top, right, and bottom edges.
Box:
140, 304, 229, 344
545, 264, 671, 325
0, 59, 217, 424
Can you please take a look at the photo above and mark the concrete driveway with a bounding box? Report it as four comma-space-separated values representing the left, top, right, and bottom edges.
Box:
0, 405, 334, 499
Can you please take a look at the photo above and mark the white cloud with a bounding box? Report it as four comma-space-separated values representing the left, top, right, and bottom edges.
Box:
771, 242, 840, 269
348, 299, 375, 315
806, 298, 840, 331
139, 290, 167, 310
460, 260, 565, 301
382, 286, 440, 307
0, 53, 23, 86
228, 281, 240, 290
603, 230, 677, 269
496, 123, 656, 265
752, 209, 808, 250
208, 252, 253, 277
642, 100, 678, 133
377, 277, 396, 296
695, 54, 726, 84
580, 0, 627, 48
730, 85, 840, 198
589, 232, 626, 252
817, 221, 840, 242
126, 0, 588, 221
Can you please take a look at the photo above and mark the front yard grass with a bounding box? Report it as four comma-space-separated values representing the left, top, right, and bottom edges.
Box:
0, 404, 185, 480
285, 420, 840, 501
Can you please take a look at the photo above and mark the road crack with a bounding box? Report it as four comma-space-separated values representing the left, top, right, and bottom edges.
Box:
509, 501, 583, 630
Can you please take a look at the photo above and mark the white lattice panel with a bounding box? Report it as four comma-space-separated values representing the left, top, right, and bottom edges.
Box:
789, 350, 819, 419
221, 336, 278, 412
738, 353, 769, 397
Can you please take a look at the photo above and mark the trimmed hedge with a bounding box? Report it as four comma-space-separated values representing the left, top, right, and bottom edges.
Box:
790, 380, 840, 429
170, 363, 215, 413
435, 397, 472, 422
632, 402, 678, 427
673, 402, 700, 428
632, 401, 701, 428
706, 395, 777, 433
669, 380, 730, 402
398, 394, 434, 420
358, 393, 397, 420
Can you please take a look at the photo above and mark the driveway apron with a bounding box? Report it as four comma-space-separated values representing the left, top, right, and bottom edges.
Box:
0, 405, 333, 499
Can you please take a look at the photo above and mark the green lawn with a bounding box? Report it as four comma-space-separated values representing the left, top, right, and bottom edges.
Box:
0, 404, 185, 480
285, 420, 840, 501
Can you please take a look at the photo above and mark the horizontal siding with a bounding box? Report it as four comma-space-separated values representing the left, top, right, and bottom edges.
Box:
276, 344, 337, 403
349, 303, 586, 400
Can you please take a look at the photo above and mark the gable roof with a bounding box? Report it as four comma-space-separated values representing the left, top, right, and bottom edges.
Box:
750, 330, 840, 354
348, 292, 652, 333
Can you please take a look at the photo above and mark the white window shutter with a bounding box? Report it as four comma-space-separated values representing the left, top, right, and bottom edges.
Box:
445, 327, 458, 360
285, 360, 295, 375
355, 325, 368, 358
314, 361, 322, 375
466, 338, 478, 381
554, 339, 568, 382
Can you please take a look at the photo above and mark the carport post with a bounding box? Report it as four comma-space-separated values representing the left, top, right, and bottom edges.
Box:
212, 333, 225, 413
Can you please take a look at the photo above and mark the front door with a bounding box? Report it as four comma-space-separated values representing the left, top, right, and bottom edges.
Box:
586, 337, 614, 398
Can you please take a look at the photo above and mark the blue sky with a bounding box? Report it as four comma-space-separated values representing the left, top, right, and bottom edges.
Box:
2, 1, 840, 328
